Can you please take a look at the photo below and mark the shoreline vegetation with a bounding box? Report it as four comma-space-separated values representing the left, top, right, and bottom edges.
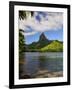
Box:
25, 34, 63, 52
19, 32, 63, 79
19, 30, 63, 53
19, 11, 63, 79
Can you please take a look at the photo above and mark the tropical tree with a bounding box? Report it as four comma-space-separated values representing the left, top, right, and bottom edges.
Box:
19, 29, 25, 53
19, 11, 34, 53
19, 11, 34, 20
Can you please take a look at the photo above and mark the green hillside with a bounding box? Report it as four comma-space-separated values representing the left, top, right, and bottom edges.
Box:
26, 33, 52, 51
25, 33, 63, 52
40, 40, 63, 52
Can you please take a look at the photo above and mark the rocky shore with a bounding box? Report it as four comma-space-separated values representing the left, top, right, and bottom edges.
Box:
19, 70, 63, 79
34, 70, 63, 78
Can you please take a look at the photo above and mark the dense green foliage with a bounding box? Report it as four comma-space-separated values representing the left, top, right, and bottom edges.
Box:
19, 30, 25, 53
40, 40, 63, 52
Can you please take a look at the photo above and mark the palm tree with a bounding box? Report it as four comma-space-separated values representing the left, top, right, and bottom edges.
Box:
19, 11, 34, 53
19, 11, 34, 20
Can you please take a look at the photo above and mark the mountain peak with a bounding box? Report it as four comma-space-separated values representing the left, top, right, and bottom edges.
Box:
39, 33, 48, 41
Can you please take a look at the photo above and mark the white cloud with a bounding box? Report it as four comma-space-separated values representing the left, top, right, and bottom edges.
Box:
19, 12, 63, 36
22, 31, 37, 36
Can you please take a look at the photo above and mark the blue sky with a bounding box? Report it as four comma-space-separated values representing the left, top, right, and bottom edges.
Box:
25, 29, 63, 44
19, 11, 63, 44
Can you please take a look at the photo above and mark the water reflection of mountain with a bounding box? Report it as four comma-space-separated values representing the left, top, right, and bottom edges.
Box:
19, 52, 63, 79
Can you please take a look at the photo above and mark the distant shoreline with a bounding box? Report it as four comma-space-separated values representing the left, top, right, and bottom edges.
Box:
19, 51, 63, 55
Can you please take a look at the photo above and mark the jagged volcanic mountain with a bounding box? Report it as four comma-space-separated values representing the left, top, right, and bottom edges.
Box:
39, 33, 49, 42
25, 33, 52, 51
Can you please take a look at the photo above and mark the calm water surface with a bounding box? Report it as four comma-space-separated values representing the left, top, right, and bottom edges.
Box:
19, 52, 63, 78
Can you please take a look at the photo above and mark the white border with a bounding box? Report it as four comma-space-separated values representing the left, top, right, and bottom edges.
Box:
14, 5, 67, 85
